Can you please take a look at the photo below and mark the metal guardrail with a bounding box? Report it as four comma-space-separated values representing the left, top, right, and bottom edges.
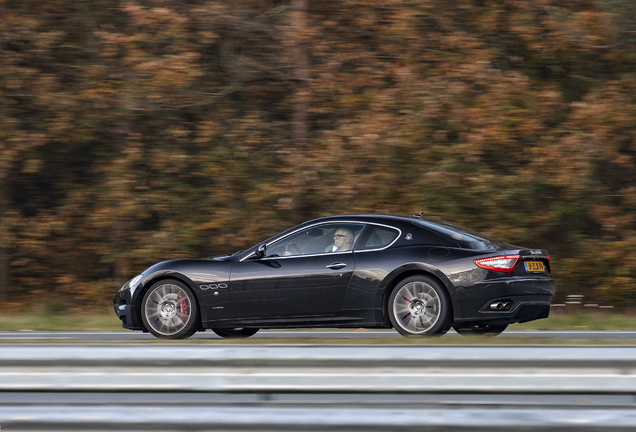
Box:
2, 405, 636, 431
1, 345, 636, 431
2, 345, 636, 393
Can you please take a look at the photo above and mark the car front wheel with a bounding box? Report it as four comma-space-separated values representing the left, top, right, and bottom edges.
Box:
212, 328, 260, 338
141, 280, 200, 339
388, 275, 451, 336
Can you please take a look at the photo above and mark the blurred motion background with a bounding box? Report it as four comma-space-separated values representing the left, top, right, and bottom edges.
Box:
1, 0, 635, 315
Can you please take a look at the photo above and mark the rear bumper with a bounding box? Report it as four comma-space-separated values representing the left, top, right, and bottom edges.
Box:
453, 277, 556, 325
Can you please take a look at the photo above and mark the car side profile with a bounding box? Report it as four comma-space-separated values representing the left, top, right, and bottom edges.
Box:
114, 214, 556, 338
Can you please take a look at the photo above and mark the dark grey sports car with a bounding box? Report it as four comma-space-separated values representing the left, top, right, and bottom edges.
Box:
114, 214, 555, 339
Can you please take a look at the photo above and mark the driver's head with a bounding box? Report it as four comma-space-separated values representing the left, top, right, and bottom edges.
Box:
334, 228, 353, 250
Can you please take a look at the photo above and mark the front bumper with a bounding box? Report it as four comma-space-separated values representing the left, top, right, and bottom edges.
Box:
113, 288, 142, 330
453, 276, 556, 325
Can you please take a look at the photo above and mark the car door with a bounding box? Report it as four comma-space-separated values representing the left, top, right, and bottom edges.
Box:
227, 223, 363, 319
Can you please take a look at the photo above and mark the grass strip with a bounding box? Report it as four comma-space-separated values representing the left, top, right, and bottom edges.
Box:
0, 310, 633, 332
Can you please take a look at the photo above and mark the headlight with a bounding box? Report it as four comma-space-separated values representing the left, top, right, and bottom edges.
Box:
120, 274, 144, 294
129, 274, 143, 290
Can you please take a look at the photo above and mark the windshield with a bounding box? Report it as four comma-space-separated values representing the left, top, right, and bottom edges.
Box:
412, 219, 512, 251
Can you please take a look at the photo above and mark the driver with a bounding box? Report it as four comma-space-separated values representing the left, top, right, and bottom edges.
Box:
331, 228, 353, 252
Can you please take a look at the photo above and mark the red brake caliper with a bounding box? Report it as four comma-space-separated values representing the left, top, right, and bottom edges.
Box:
403, 297, 411, 319
177, 293, 188, 318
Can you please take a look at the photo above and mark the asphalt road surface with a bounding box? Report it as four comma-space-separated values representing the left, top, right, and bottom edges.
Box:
1, 329, 636, 341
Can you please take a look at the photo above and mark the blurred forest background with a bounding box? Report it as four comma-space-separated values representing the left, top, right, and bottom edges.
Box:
1, 0, 636, 313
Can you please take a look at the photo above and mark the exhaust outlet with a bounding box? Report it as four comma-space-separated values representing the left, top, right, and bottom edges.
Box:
503, 302, 512, 311
489, 302, 504, 311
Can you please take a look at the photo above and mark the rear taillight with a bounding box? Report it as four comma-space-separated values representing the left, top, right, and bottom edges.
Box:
474, 255, 520, 273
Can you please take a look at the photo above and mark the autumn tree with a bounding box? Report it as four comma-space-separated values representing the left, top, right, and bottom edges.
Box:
1, 0, 636, 310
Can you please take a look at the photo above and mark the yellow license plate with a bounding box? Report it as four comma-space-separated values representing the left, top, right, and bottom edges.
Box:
524, 261, 545, 272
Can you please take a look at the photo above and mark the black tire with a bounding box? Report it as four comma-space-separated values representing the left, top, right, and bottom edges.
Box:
453, 323, 508, 336
141, 280, 200, 340
388, 275, 451, 336
212, 328, 260, 339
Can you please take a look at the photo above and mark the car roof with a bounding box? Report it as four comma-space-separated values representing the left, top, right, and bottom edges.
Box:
306, 214, 414, 224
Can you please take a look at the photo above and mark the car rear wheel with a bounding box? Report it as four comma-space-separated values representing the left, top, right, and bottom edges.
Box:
453, 323, 508, 336
212, 328, 260, 338
141, 280, 199, 340
388, 275, 451, 336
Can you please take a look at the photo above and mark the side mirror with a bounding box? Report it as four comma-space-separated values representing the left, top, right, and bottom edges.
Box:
255, 243, 267, 258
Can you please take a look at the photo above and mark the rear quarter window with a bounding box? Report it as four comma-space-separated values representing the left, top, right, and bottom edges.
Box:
412, 219, 506, 251
405, 224, 459, 247
358, 226, 400, 250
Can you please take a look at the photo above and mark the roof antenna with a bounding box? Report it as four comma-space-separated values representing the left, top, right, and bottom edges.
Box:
413, 211, 424, 218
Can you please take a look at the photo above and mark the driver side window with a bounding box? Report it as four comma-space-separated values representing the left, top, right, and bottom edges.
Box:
266, 223, 364, 257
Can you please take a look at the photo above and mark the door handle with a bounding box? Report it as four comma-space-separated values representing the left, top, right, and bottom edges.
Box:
326, 262, 347, 270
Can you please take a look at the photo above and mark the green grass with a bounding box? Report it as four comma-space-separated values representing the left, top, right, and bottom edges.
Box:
0, 310, 634, 346
0, 311, 122, 332
0, 310, 633, 333
512, 310, 636, 331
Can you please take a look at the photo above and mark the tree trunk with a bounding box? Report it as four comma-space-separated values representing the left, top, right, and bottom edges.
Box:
0, 184, 8, 302
0, 246, 8, 303
290, 0, 310, 224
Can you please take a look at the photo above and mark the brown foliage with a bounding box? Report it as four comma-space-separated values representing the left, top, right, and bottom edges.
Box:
1, 0, 636, 310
